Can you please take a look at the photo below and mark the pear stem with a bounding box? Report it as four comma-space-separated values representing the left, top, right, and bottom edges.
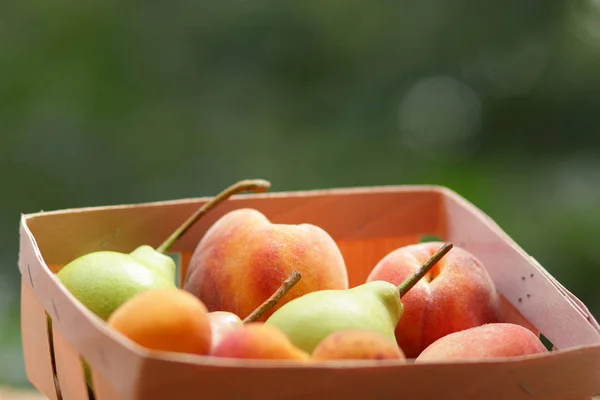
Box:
156, 179, 271, 254
397, 242, 453, 298
243, 270, 302, 323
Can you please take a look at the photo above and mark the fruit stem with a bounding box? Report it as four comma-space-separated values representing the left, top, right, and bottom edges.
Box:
156, 179, 271, 254
397, 242, 453, 298
243, 270, 302, 323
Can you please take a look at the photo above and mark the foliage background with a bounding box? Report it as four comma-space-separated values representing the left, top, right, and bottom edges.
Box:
1, 0, 599, 388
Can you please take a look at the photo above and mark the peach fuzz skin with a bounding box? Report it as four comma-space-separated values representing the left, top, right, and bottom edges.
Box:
184, 208, 349, 321
208, 311, 243, 352
107, 288, 212, 356
211, 322, 310, 361
312, 329, 406, 361
415, 323, 548, 362
366, 242, 502, 358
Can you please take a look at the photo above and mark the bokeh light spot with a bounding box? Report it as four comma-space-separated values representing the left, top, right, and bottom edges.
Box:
566, 0, 600, 47
397, 76, 482, 160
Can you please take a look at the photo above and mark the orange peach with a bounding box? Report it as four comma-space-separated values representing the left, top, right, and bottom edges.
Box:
415, 323, 548, 362
366, 241, 502, 358
107, 288, 212, 356
184, 208, 349, 321
312, 329, 406, 361
211, 322, 310, 361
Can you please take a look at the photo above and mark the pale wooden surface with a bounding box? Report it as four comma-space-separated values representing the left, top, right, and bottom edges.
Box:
4, 387, 598, 400
1, 387, 46, 400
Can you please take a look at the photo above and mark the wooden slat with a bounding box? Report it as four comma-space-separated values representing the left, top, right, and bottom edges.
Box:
92, 370, 127, 400
52, 324, 90, 400
20, 281, 59, 400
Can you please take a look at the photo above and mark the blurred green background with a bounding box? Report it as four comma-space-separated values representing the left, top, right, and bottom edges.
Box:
1, 0, 599, 389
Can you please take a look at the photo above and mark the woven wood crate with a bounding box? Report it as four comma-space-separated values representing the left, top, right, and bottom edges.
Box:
18, 185, 600, 399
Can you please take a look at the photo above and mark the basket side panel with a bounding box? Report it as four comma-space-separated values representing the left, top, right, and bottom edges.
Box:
19, 220, 145, 399
92, 374, 127, 400
20, 280, 59, 400
498, 294, 539, 335
52, 324, 90, 400
441, 190, 600, 349
92, 370, 128, 400
132, 345, 600, 400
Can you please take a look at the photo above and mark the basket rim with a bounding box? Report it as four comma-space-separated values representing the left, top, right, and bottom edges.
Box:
20, 183, 454, 220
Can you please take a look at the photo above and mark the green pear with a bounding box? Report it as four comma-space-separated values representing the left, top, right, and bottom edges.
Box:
55, 179, 271, 321
265, 242, 453, 354
57, 248, 177, 320
129, 244, 178, 281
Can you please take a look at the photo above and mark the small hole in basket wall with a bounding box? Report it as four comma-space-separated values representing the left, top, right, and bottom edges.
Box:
88, 384, 96, 400
45, 312, 63, 400
82, 356, 97, 400
539, 333, 555, 351
419, 234, 444, 243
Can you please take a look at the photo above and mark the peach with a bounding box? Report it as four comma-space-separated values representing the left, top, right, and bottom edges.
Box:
415, 323, 548, 362
211, 322, 310, 361
107, 288, 212, 355
312, 329, 406, 361
184, 208, 349, 321
366, 241, 502, 358
207, 311, 243, 352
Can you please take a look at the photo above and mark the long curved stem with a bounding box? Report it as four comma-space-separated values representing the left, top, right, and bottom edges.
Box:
156, 179, 271, 253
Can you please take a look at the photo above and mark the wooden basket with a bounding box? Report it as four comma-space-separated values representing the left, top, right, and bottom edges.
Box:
18, 185, 600, 400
